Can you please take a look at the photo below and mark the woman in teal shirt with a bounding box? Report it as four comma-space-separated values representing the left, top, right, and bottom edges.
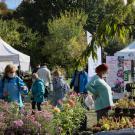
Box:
86, 64, 114, 121
31, 73, 45, 111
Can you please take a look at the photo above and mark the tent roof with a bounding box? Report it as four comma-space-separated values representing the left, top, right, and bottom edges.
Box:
114, 41, 135, 59
0, 38, 30, 62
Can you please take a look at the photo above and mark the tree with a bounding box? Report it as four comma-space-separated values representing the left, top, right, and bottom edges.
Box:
0, 19, 41, 66
83, 0, 135, 59
0, 2, 8, 15
15, 0, 91, 34
42, 10, 88, 69
16, 0, 135, 58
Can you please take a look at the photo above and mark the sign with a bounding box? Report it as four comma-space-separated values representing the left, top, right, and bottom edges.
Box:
106, 56, 118, 88
106, 56, 125, 99
124, 71, 129, 81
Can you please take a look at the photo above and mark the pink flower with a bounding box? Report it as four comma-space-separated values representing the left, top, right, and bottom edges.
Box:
36, 111, 53, 122
12, 119, 24, 128
33, 121, 41, 128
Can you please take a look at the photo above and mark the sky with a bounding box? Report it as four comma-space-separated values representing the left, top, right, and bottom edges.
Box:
1, 0, 22, 9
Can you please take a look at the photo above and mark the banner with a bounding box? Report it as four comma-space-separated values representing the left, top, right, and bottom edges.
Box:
106, 56, 125, 99
106, 56, 118, 88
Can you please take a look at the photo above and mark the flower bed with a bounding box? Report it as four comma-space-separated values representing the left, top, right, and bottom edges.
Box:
0, 92, 86, 135
91, 117, 135, 134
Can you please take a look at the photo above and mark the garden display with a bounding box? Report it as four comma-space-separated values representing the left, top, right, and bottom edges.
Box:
91, 117, 135, 133
90, 97, 135, 135
0, 92, 86, 135
115, 98, 135, 116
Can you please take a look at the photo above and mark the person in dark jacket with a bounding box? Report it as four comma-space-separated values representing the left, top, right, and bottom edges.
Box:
31, 73, 45, 111
32, 64, 40, 74
70, 67, 88, 94
0, 79, 3, 99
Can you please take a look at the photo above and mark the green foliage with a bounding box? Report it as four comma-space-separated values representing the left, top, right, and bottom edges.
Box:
15, 0, 90, 34
0, 19, 20, 45
0, 2, 7, 10
1, 0, 135, 70
81, 0, 135, 60
42, 10, 88, 68
15, 0, 135, 65
0, 19, 41, 66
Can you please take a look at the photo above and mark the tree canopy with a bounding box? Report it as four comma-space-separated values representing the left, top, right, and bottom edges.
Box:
42, 10, 88, 68
1, 0, 135, 70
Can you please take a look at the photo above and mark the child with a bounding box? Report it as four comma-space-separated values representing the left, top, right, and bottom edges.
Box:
3, 64, 28, 108
52, 69, 70, 106
31, 73, 45, 111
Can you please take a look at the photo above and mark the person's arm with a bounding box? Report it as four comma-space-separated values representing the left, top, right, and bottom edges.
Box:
17, 77, 28, 95
46, 70, 51, 84
3, 79, 8, 97
85, 80, 97, 95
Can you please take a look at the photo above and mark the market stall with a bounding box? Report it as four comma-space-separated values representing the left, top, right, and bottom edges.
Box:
106, 41, 135, 99
0, 38, 30, 72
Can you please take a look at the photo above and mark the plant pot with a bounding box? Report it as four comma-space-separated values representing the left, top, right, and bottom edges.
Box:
115, 107, 122, 114
92, 127, 101, 134
4, 128, 40, 135
129, 108, 135, 116
79, 115, 87, 131
122, 108, 129, 115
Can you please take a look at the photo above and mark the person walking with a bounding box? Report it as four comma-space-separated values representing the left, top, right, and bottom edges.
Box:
32, 64, 40, 74
70, 66, 88, 94
31, 73, 45, 111
86, 63, 114, 121
37, 63, 52, 98
3, 64, 28, 109
52, 69, 70, 106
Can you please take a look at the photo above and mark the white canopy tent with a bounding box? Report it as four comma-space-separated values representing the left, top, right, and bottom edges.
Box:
114, 41, 135, 59
0, 38, 30, 72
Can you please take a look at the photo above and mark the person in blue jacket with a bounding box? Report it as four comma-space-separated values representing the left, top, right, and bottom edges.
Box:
86, 64, 114, 121
70, 66, 88, 94
3, 64, 28, 109
31, 73, 45, 111
0, 79, 4, 99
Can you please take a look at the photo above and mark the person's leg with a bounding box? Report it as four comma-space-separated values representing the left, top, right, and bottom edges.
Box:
44, 86, 49, 100
31, 101, 36, 115
37, 102, 42, 111
32, 101, 36, 110
97, 109, 109, 121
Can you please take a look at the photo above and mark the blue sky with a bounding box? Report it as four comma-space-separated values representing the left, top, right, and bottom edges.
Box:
3, 0, 22, 9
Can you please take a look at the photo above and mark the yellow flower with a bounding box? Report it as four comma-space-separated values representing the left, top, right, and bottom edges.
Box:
53, 107, 61, 113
